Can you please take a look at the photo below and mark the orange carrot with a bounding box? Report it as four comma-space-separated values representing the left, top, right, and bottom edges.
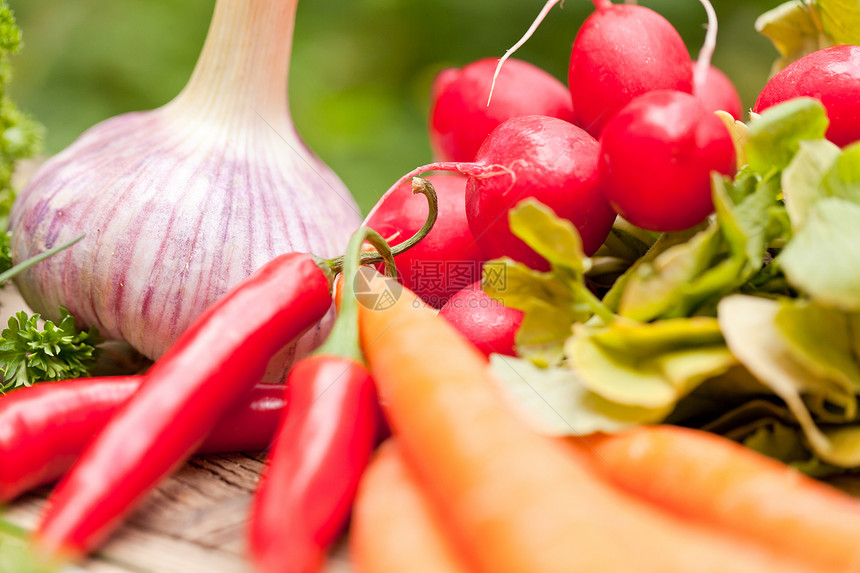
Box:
350, 440, 474, 573
355, 268, 825, 573
580, 425, 860, 571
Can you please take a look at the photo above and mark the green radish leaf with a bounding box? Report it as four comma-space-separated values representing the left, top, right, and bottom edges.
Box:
820, 142, 860, 204
603, 223, 708, 314
820, 425, 860, 468
482, 259, 587, 367
484, 199, 614, 366
718, 294, 860, 467
738, 421, 846, 478
774, 299, 860, 399
611, 171, 786, 323
592, 219, 656, 262
489, 354, 672, 436
779, 198, 860, 311
565, 318, 735, 410
614, 224, 724, 321
782, 139, 842, 229
566, 330, 678, 409
819, 0, 860, 45
590, 316, 725, 356
745, 98, 829, 175
701, 399, 797, 438
512, 299, 578, 368
713, 172, 783, 266
742, 422, 814, 467
482, 257, 576, 312
755, 1, 833, 71
507, 198, 589, 274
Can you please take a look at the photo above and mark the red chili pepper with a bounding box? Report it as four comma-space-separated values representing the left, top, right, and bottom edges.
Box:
32, 179, 437, 562
0, 377, 287, 503
35, 252, 334, 560
250, 356, 378, 573
248, 228, 389, 573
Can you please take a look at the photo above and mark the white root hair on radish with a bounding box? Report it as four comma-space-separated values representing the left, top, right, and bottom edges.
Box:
693, 0, 719, 97
487, 0, 563, 107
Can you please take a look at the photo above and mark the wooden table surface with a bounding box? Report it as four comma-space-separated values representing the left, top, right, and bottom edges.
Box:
4, 454, 353, 572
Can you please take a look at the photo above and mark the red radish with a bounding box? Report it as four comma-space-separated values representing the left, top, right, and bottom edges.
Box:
439, 281, 524, 357
754, 44, 860, 147
373, 116, 613, 273
599, 91, 736, 231
364, 174, 485, 308
489, 0, 692, 138
466, 115, 615, 269
597, 0, 736, 232
699, 65, 744, 120
429, 58, 575, 162
569, 3, 693, 137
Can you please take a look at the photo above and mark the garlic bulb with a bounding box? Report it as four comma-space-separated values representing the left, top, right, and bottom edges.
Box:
8, 0, 361, 365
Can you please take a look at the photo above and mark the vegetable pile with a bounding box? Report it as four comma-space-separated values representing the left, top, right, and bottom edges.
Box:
3, 0, 860, 571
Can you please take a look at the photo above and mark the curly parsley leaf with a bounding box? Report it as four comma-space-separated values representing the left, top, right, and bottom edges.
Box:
0, 307, 102, 392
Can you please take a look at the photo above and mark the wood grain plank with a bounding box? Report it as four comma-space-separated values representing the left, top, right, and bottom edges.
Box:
4, 454, 355, 572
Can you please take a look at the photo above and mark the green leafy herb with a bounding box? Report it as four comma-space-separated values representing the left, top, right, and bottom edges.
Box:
0, 1, 43, 229
0, 307, 102, 392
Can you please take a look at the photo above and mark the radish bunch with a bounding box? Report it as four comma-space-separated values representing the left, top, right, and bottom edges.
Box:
367, 0, 750, 353
466, 0, 740, 234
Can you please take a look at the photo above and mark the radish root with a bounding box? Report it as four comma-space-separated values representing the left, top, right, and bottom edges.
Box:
693, 0, 719, 96
487, 0, 563, 106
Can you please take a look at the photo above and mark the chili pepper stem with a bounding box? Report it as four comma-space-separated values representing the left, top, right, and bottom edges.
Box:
316, 227, 396, 364
317, 175, 438, 362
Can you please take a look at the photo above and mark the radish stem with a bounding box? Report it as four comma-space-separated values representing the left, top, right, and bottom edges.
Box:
365, 161, 514, 224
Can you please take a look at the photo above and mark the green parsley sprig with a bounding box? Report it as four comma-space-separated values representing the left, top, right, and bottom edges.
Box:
0, 307, 102, 392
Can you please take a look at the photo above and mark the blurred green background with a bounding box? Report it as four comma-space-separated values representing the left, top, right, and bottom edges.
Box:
6, 0, 779, 213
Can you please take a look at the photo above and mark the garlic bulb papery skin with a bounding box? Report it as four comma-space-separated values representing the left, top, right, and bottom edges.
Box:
8, 0, 361, 367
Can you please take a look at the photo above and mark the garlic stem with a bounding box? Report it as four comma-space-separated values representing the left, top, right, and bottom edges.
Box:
168, 0, 299, 135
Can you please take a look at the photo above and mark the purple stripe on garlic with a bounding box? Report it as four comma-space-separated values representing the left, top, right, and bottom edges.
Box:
8, 0, 361, 372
